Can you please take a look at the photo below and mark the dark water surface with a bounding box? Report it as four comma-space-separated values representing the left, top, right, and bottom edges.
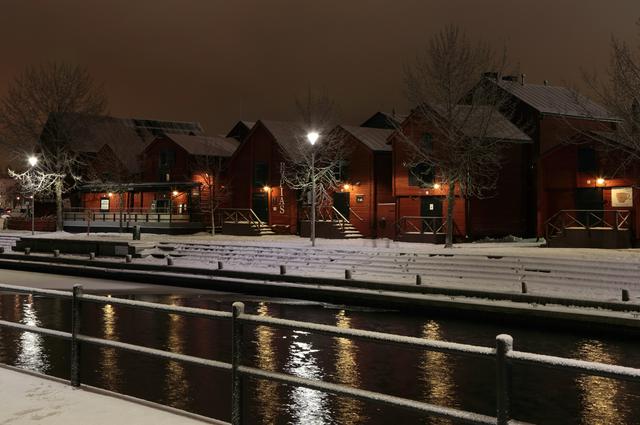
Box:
0, 291, 639, 425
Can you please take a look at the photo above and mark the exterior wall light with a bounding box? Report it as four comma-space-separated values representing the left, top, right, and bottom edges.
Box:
108, 192, 113, 197
172, 190, 179, 196
433, 183, 441, 189
596, 178, 605, 186
263, 186, 270, 192
343, 184, 351, 191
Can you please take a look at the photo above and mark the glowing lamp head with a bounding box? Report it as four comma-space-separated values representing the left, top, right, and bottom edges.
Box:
596, 178, 605, 186
263, 186, 270, 192
306, 132, 320, 145
108, 192, 113, 197
172, 190, 179, 196
343, 184, 351, 191
27, 156, 38, 167
433, 183, 441, 190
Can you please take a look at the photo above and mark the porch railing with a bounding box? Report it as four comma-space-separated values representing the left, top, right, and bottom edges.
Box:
300, 205, 350, 231
1, 282, 640, 425
397, 216, 447, 235
218, 208, 266, 231
546, 210, 631, 240
63, 208, 191, 224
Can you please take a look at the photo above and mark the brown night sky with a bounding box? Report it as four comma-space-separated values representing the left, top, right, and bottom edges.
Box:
1, 0, 639, 135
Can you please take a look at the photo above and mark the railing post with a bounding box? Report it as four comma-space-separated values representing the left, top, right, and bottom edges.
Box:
231, 302, 245, 425
71, 284, 83, 387
496, 334, 513, 425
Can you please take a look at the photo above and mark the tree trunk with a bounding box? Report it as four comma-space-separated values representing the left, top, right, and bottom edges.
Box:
55, 180, 63, 231
210, 184, 215, 237
118, 192, 124, 233
445, 180, 456, 248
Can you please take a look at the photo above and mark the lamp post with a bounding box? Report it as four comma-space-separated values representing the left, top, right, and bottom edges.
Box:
27, 156, 38, 235
306, 132, 319, 247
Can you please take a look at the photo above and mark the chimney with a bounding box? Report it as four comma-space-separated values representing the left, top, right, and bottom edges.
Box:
520, 73, 526, 86
544, 80, 549, 86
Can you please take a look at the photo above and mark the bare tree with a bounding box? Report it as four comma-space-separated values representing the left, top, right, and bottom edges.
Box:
581, 19, 640, 167
190, 154, 231, 236
0, 62, 108, 230
401, 25, 519, 247
281, 89, 349, 206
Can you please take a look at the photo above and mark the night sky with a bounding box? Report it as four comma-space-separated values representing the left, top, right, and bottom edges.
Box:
1, 0, 639, 135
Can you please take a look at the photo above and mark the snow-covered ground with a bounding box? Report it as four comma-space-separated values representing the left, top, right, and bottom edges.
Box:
3, 230, 640, 303
0, 366, 217, 424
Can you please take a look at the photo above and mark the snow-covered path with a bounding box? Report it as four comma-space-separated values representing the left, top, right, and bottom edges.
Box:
0, 366, 218, 424
3, 230, 640, 303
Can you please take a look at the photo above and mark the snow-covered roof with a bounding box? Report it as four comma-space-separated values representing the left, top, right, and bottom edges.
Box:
164, 133, 239, 157
338, 125, 393, 151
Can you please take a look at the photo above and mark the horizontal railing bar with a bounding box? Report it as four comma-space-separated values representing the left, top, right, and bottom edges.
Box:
0, 283, 74, 299
238, 365, 502, 425
510, 351, 640, 382
80, 294, 233, 321
238, 313, 494, 358
0, 320, 72, 340
77, 335, 232, 372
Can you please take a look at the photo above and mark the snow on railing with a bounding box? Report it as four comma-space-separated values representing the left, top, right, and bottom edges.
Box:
0, 282, 638, 425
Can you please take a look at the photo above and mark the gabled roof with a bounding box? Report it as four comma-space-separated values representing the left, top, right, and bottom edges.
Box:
163, 134, 239, 157
338, 125, 393, 152
258, 120, 308, 157
448, 105, 531, 142
492, 79, 615, 120
40, 113, 208, 174
226, 121, 255, 141
361, 111, 409, 129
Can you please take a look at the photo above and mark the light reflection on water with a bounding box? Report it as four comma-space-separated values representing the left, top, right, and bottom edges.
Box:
16, 295, 48, 373
574, 339, 626, 425
164, 297, 190, 410
253, 302, 281, 424
100, 301, 121, 392
285, 330, 330, 425
420, 321, 457, 425
333, 309, 365, 425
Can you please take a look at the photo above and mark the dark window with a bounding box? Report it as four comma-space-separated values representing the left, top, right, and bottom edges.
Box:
159, 149, 175, 168
253, 162, 268, 187
334, 160, 350, 181
421, 133, 433, 153
577, 148, 597, 173
408, 163, 435, 187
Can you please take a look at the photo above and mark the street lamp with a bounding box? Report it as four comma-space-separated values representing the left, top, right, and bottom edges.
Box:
27, 156, 38, 235
307, 132, 319, 247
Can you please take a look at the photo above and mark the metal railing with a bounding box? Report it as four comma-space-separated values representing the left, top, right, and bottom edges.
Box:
63, 208, 191, 224
546, 209, 631, 240
301, 205, 350, 231
349, 207, 365, 222
218, 208, 266, 232
1, 282, 640, 425
397, 216, 447, 236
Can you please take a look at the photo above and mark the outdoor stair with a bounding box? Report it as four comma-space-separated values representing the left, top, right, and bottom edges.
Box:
334, 222, 363, 239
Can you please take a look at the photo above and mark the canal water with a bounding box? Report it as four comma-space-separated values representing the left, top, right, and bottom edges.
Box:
0, 289, 639, 425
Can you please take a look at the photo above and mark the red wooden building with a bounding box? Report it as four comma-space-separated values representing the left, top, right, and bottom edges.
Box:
481, 76, 631, 246
227, 120, 304, 235
50, 114, 239, 233
329, 125, 394, 238
390, 106, 531, 243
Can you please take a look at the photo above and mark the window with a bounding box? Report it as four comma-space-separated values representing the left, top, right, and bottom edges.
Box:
334, 160, 350, 181
253, 162, 268, 187
421, 133, 433, 153
408, 163, 435, 187
577, 148, 597, 173
159, 149, 176, 168
100, 198, 110, 211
